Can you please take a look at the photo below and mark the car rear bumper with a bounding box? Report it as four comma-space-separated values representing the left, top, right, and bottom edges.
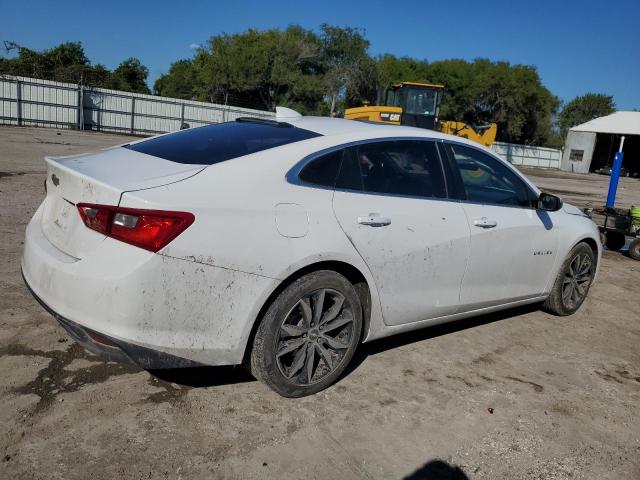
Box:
21, 203, 278, 367
23, 270, 204, 368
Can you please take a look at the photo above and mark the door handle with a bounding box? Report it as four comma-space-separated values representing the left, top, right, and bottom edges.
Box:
473, 217, 498, 228
357, 213, 391, 227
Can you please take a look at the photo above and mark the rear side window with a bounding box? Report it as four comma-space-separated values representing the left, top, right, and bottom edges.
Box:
336, 140, 447, 199
299, 149, 344, 187
126, 120, 321, 165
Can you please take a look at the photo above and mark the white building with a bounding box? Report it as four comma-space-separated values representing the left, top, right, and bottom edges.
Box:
562, 111, 640, 175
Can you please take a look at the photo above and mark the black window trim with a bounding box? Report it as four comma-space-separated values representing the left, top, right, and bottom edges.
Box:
287, 136, 455, 201
439, 140, 540, 210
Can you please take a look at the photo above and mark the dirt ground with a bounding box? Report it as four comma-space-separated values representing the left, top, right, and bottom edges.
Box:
1, 126, 639, 480
519, 166, 639, 211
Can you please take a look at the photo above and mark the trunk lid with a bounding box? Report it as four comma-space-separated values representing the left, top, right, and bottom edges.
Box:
41, 147, 205, 259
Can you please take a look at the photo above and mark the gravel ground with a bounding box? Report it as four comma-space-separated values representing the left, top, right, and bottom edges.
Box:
1, 127, 639, 480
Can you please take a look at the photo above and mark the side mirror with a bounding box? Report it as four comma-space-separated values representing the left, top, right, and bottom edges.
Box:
538, 192, 563, 212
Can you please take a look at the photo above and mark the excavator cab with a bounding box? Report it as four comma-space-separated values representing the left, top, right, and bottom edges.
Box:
344, 81, 497, 148
383, 82, 444, 129
344, 82, 444, 128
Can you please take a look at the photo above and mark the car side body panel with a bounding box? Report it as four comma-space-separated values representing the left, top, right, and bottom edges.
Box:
332, 190, 470, 325
117, 136, 388, 362
21, 117, 602, 368
457, 203, 559, 310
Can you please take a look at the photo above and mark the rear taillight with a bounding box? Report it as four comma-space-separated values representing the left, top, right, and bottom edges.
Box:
77, 203, 194, 252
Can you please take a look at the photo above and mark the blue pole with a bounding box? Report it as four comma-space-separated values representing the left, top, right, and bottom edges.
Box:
606, 136, 625, 209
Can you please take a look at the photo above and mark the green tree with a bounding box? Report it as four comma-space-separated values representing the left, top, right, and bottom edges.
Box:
1, 33, 570, 146
558, 93, 615, 138
0, 41, 96, 83
319, 24, 373, 114
376, 56, 559, 145
154, 59, 197, 99
376, 54, 430, 88
453, 59, 560, 145
110, 58, 150, 94
0, 41, 158, 90
195, 26, 324, 112
81, 64, 112, 87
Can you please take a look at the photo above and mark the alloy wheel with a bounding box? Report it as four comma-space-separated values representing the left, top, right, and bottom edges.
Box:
275, 288, 355, 386
561, 252, 593, 310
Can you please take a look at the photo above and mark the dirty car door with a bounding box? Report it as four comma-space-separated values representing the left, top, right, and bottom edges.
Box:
332, 140, 469, 326
443, 142, 559, 310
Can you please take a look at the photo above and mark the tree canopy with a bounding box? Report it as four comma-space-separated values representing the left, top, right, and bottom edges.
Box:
376, 56, 560, 145
110, 58, 150, 94
153, 59, 197, 100
558, 93, 615, 138
0, 41, 149, 93
152, 26, 564, 145
1, 30, 622, 147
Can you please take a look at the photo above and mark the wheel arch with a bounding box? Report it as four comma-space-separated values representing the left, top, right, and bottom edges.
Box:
563, 233, 602, 280
577, 236, 599, 260
544, 231, 601, 295
241, 260, 373, 365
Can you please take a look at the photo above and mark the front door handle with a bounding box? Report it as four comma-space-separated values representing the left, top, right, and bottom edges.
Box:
473, 217, 498, 228
357, 213, 391, 227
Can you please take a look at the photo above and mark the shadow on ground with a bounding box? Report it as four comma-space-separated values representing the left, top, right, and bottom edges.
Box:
404, 459, 470, 480
150, 302, 542, 389
148, 364, 254, 387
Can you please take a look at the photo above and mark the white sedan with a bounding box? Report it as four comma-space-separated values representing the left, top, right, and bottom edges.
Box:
22, 108, 601, 397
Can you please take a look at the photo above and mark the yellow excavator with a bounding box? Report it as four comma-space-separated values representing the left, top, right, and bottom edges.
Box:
344, 82, 497, 148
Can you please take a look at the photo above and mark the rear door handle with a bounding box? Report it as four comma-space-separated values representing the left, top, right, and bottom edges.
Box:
357, 213, 391, 227
473, 217, 498, 228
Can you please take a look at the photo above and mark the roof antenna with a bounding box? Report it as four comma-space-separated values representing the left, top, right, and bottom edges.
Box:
275, 106, 302, 120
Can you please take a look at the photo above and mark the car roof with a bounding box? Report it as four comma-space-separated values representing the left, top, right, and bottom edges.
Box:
282, 116, 540, 195
287, 116, 452, 140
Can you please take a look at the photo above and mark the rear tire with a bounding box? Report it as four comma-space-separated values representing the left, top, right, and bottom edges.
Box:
543, 243, 596, 316
628, 238, 640, 261
250, 270, 362, 397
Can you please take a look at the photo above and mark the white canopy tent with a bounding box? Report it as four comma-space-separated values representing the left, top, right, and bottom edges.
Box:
562, 112, 640, 174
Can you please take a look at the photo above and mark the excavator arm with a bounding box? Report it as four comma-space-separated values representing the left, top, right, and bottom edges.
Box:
439, 121, 497, 148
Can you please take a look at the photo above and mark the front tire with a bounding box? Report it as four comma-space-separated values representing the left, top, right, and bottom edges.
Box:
250, 270, 362, 397
543, 243, 596, 316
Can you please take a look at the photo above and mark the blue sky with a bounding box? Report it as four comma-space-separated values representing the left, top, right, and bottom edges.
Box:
2, 0, 639, 109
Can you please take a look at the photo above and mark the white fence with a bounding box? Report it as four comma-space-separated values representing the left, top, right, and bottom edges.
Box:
0, 75, 273, 135
491, 141, 561, 169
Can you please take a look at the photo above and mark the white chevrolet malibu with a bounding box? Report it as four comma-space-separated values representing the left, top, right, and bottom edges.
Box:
22, 109, 601, 397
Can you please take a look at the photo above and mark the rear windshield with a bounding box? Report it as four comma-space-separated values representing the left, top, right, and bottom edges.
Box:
125, 120, 321, 165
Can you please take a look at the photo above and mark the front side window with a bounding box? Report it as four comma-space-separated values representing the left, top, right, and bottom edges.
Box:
448, 143, 534, 207
336, 140, 447, 199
